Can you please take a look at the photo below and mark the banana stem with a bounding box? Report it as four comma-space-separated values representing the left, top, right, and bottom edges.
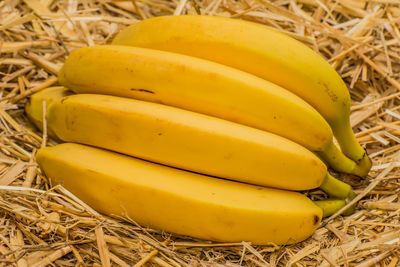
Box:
317, 140, 368, 177
331, 120, 372, 173
356, 154, 372, 178
342, 190, 356, 216
319, 173, 353, 200
313, 199, 346, 217
314, 190, 356, 217
316, 177, 357, 217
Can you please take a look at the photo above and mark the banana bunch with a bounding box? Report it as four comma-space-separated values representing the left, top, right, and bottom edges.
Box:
112, 15, 371, 173
26, 15, 368, 245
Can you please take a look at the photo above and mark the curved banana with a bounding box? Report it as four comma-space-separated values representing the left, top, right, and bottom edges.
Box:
37, 142, 326, 245
58, 45, 366, 177
112, 15, 371, 174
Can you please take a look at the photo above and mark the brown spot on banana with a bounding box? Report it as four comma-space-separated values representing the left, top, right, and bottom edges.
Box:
130, 88, 155, 94
313, 215, 321, 225
320, 81, 338, 102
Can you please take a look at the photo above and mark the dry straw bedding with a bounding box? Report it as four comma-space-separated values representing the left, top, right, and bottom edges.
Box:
1, 0, 400, 266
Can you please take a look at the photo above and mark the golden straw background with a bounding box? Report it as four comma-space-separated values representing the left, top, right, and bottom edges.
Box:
1, 0, 400, 265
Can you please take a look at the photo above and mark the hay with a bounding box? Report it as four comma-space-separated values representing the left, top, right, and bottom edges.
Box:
1, 0, 400, 265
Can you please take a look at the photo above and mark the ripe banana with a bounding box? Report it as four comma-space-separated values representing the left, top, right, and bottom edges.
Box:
36, 143, 344, 245
26, 91, 353, 199
112, 15, 371, 174
58, 45, 367, 177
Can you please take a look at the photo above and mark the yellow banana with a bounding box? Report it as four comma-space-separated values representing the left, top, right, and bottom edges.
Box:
36, 142, 337, 245
26, 91, 352, 198
112, 15, 371, 174
58, 45, 366, 177
25, 86, 72, 132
